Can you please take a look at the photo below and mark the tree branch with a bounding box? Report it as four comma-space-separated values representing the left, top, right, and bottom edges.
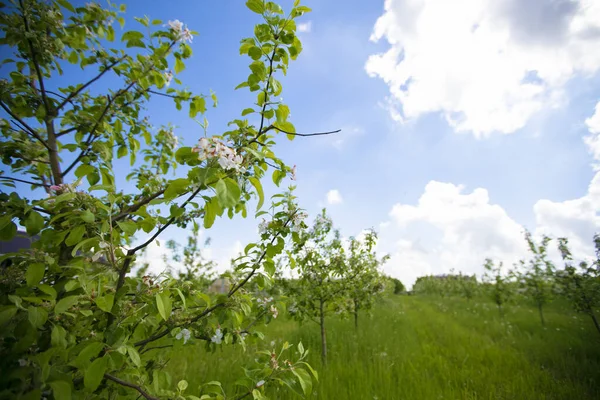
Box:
0, 176, 49, 187
113, 189, 167, 222
0, 101, 49, 150
57, 56, 127, 111
62, 81, 137, 178
104, 374, 159, 400
271, 126, 341, 137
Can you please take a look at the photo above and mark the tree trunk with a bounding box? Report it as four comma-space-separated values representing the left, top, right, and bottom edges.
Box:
538, 302, 545, 326
319, 298, 327, 365
590, 312, 600, 336
354, 299, 358, 330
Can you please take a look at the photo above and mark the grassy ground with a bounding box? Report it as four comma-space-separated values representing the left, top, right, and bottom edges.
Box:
166, 296, 600, 399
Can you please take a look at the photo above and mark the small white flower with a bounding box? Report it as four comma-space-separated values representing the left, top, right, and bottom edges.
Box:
211, 328, 223, 344
258, 219, 269, 235
176, 328, 191, 344
256, 380, 265, 388
18, 359, 27, 367
166, 19, 184, 32
270, 304, 278, 319
164, 71, 173, 87
290, 165, 297, 181
270, 340, 275, 347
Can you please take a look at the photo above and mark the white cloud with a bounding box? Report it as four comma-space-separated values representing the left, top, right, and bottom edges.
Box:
381, 101, 600, 287
584, 101, 600, 163
297, 21, 312, 33
326, 189, 343, 205
383, 181, 528, 287
366, 0, 600, 136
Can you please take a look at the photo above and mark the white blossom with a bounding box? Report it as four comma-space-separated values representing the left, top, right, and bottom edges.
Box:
211, 328, 223, 344
256, 380, 265, 388
164, 71, 173, 87
176, 328, 191, 344
165, 20, 193, 43
270, 304, 278, 319
192, 137, 244, 172
290, 165, 297, 181
258, 219, 269, 235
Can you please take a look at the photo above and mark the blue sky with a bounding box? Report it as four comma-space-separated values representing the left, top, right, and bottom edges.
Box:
4, 0, 600, 287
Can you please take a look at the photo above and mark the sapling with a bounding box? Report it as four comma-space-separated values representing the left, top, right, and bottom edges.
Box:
556, 236, 600, 336
483, 258, 511, 317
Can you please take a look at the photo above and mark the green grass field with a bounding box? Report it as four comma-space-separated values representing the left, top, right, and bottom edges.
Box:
165, 296, 600, 399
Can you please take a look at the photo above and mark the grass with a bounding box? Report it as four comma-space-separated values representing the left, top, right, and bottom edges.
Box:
165, 295, 600, 399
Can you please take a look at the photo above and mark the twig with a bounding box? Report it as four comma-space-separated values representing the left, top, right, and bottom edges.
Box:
0, 176, 49, 187
272, 126, 341, 137
0, 101, 49, 150
56, 56, 127, 111
104, 374, 159, 400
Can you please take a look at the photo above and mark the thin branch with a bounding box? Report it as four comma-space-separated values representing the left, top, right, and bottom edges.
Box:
146, 89, 191, 100
130, 186, 202, 254
0, 176, 49, 187
140, 345, 172, 354
62, 81, 136, 178
104, 374, 159, 400
113, 189, 166, 222
57, 56, 127, 111
228, 216, 292, 298
0, 101, 49, 150
55, 126, 79, 137
271, 126, 341, 137
19, 0, 52, 118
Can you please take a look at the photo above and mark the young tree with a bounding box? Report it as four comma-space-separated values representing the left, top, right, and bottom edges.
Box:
457, 271, 478, 301
519, 232, 555, 326
483, 258, 511, 317
0, 1, 322, 398
163, 223, 216, 288
345, 230, 388, 329
288, 209, 345, 365
556, 236, 600, 336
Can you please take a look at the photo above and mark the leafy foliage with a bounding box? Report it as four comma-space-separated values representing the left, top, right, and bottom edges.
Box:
0, 0, 319, 398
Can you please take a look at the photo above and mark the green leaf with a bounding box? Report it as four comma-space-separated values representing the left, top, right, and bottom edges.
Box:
242, 108, 255, 116
65, 225, 85, 246
178, 380, 189, 391
248, 46, 262, 60
0, 215, 17, 241
49, 381, 71, 400
24, 211, 44, 235
156, 292, 172, 321
248, 177, 264, 211
28, 306, 47, 329
55, 296, 79, 315
68, 51, 78, 64
127, 346, 142, 367
175, 57, 185, 74
75, 164, 95, 178
81, 210, 95, 223
56, 0, 75, 13
26, 263, 45, 287
51, 325, 67, 348
117, 221, 137, 235
84, 356, 107, 392
298, 341, 304, 355
292, 368, 312, 396
246, 0, 265, 14
203, 198, 217, 229
216, 178, 241, 209
96, 294, 114, 313
164, 178, 190, 201
0, 306, 17, 326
